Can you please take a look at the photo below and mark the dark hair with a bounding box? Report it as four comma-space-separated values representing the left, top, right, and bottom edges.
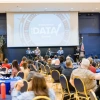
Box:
59, 56, 64, 63
32, 73, 49, 97
94, 55, 98, 59
12, 60, 20, 71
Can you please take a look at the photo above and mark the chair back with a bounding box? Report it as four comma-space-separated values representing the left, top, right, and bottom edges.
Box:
51, 70, 60, 82
33, 96, 51, 100
16, 71, 24, 79
20, 80, 28, 92
60, 74, 70, 94
45, 65, 51, 74
74, 77, 88, 97
89, 90, 97, 100
40, 64, 46, 72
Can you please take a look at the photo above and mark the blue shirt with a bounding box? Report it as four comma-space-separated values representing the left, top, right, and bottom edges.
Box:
11, 88, 56, 100
57, 50, 64, 55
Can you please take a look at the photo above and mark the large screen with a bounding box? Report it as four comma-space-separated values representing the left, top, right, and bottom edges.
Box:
7, 12, 79, 47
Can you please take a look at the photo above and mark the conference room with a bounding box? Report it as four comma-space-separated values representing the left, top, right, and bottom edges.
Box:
0, 0, 100, 100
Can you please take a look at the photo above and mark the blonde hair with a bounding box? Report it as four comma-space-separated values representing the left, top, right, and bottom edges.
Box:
81, 58, 90, 68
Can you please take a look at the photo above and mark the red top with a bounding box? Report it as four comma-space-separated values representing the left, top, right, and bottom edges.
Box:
20, 61, 23, 67
2, 63, 10, 69
89, 65, 96, 73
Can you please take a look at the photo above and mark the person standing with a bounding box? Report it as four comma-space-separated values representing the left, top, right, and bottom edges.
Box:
26, 48, 32, 59
57, 47, 64, 56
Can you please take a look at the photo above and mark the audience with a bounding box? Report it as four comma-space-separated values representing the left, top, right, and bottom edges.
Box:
88, 57, 96, 73
20, 56, 27, 67
70, 58, 100, 98
2, 58, 10, 69
62, 59, 75, 91
47, 58, 52, 68
11, 60, 20, 77
11, 73, 56, 100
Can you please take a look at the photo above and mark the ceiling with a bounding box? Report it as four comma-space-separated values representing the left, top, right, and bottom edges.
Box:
0, 3, 100, 13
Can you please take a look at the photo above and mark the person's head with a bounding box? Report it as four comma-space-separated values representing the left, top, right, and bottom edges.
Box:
66, 56, 70, 61
54, 55, 57, 59
81, 58, 90, 69
15, 80, 24, 89
36, 47, 39, 50
12, 60, 20, 71
28, 48, 30, 50
60, 47, 62, 50
27, 60, 33, 64
59, 56, 64, 63
47, 58, 52, 65
22, 56, 27, 61
48, 48, 50, 51
88, 57, 93, 65
55, 59, 60, 65
31, 73, 49, 96
44, 55, 49, 62
4, 58, 8, 64
66, 59, 73, 68
94, 55, 98, 59
22, 61, 28, 69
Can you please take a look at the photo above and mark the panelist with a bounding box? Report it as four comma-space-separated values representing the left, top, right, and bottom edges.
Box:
57, 47, 64, 56
46, 48, 52, 57
34, 47, 41, 57
26, 48, 32, 59
26, 48, 31, 54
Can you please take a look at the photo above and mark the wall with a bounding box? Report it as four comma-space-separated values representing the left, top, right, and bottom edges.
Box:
0, 13, 100, 62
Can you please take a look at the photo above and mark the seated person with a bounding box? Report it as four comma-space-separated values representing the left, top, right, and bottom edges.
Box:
20, 56, 27, 67
62, 59, 75, 91
57, 47, 64, 56
11, 60, 20, 77
50, 59, 62, 73
59, 56, 66, 69
21, 61, 29, 80
46, 48, 52, 57
34, 47, 41, 57
2, 58, 10, 69
66, 55, 74, 63
88, 57, 96, 73
11, 73, 56, 100
47, 58, 52, 68
70, 58, 100, 98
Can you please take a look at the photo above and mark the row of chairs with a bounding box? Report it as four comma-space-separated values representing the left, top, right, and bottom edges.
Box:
38, 62, 98, 100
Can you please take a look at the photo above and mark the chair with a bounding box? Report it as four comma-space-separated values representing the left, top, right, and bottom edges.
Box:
16, 71, 24, 79
20, 80, 28, 93
74, 77, 90, 100
51, 70, 60, 83
60, 74, 75, 100
45, 65, 51, 75
33, 96, 51, 100
89, 90, 97, 100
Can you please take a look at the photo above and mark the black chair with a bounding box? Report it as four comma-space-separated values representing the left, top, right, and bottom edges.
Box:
45, 65, 51, 75
16, 71, 24, 79
51, 70, 60, 83
89, 90, 97, 100
74, 77, 90, 100
60, 74, 75, 100
20, 80, 28, 93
